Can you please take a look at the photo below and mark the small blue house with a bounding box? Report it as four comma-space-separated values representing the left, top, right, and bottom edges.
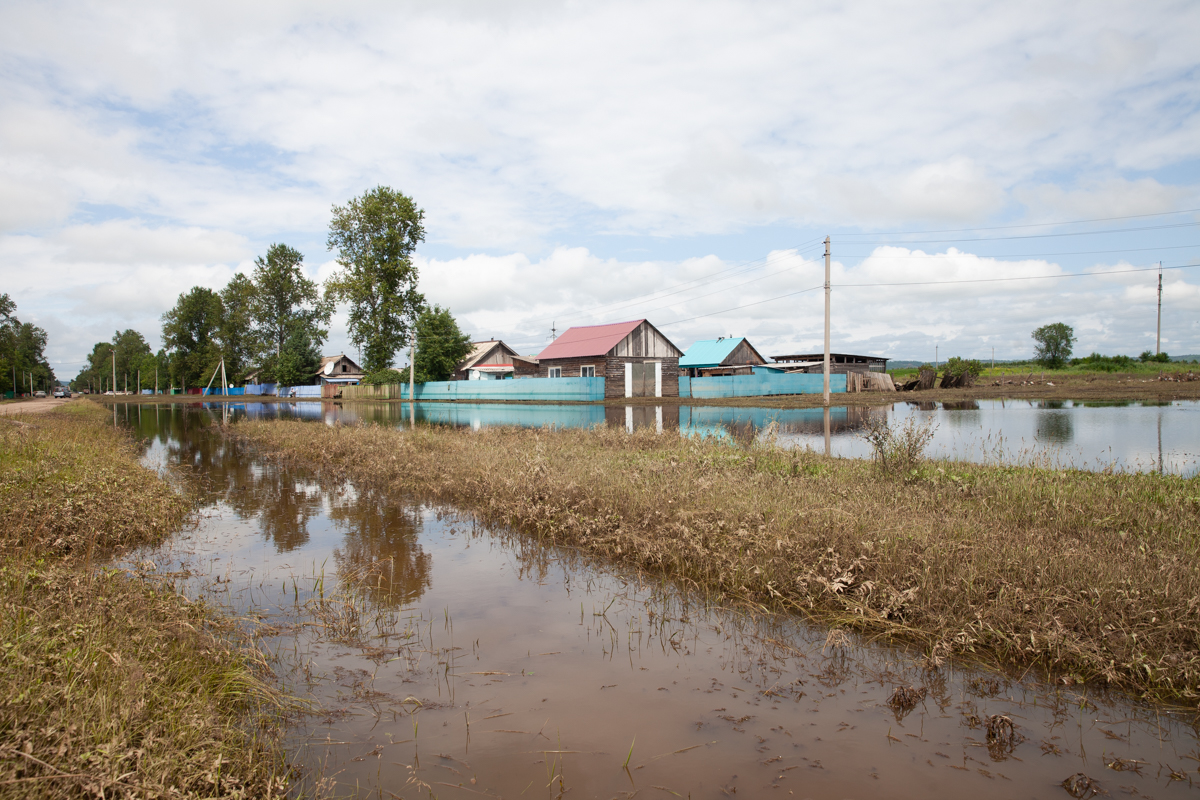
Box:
679, 337, 768, 377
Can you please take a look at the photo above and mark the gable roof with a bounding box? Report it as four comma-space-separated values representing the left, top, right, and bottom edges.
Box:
536, 319, 645, 360
459, 340, 504, 371
317, 354, 363, 376
680, 338, 744, 368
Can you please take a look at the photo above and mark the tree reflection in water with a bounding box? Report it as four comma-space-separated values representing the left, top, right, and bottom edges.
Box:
327, 491, 432, 609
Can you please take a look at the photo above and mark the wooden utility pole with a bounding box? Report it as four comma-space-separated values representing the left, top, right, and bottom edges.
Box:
1157, 261, 1163, 355
409, 334, 416, 404
155, 366, 159, 395
823, 236, 831, 408
111, 350, 116, 396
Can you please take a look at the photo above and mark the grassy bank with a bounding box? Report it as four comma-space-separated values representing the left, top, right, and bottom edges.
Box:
233, 418, 1200, 705
0, 401, 291, 798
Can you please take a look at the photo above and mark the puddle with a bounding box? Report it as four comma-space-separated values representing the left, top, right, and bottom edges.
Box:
137, 397, 1200, 475
121, 404, 1200, 797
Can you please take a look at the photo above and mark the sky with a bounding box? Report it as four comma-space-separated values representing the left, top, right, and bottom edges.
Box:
1, 0, 1199, 379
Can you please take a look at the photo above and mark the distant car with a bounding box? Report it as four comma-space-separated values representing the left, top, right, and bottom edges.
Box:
104, 390, 115, 396
53, 388, 68, 398
34, 390, 46, 398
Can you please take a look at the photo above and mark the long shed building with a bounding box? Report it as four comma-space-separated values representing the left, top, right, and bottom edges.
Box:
536, 319, 683, 398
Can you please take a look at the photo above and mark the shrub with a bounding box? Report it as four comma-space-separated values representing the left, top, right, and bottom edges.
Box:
860, 415, 938, 474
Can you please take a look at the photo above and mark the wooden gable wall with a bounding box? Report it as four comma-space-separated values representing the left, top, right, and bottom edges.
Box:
723, 340, 766, 366
608, 321, 682, 358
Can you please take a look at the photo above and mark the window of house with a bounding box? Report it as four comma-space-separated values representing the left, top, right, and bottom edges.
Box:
548, 367, 562, 378
580, 365, 596, 378
341, 364, 347, 372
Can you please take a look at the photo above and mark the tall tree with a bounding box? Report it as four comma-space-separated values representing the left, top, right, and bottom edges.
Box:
219, 273, 258, 382
1031, 322, 1076, 369
413, 305, 473, 383
162, 287, 224, 389
112, 329, 152, 390
0, 295, 54, 394
251, 244, 331, 359
325, 187, 426, 373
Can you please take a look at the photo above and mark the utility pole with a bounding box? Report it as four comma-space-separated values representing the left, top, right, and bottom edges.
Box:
1156, 261, 1163, 356
935, 345, 938, 371
823, 236, 831, 408
991, 347, 995, 372
409, 333, 416, 404
137, 368, 141, 396
111, 349, 116, 396
220, 358, 228, 395
155, 366, 159, 395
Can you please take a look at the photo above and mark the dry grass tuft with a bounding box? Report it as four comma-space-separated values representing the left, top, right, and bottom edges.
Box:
0, 402, 292, 798
232, 418, 1200, 703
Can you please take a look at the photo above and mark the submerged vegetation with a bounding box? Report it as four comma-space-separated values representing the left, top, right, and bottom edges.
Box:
0, 401, 291, 798
234, 417, 1200, 705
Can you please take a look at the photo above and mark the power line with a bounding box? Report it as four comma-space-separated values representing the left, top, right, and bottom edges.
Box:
658, 284, 825, 327
833, 243, 1200, 260
840, 220, 1200, 246
831, 261, 1200, 288
539, 238, 825, 326
835, 206, 1200, 237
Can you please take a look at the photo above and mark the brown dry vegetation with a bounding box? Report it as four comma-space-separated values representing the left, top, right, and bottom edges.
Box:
0, 401, 291, 798
233, 418, 1200, 705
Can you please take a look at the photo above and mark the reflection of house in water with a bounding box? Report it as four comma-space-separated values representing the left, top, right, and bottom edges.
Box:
604, 405, 681, 433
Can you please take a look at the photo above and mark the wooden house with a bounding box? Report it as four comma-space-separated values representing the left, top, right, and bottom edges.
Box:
679, 337, 768, 377
317, 354, 365, 385
535, 319, 683, 398
453, 339, 540, 381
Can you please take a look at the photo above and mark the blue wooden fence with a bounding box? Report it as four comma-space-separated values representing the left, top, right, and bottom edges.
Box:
343, 377, 606, 402
679, 371, 845, 398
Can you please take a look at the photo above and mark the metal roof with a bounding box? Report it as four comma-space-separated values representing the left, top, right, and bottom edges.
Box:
772, 352, 888, 364
680, 338, 747, 368
536, 319, 644, 360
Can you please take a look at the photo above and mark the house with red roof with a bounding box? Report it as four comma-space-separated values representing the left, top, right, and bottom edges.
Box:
535, 319, 683, 398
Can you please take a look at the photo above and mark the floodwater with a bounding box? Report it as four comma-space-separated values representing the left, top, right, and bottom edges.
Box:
119, 403, 1200, 798
180, 397, 1197, 475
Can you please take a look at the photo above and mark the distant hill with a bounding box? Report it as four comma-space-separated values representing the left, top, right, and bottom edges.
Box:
1171, 354, 1200, 362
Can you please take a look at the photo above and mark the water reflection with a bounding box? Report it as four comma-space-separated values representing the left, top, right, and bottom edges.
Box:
122, 404, 433, 606
115, 403, 1200, 800
122, 397, 1200, 476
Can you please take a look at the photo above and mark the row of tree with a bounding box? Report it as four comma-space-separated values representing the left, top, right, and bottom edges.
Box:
0, 294, 55, 395
74, 187, 475, 391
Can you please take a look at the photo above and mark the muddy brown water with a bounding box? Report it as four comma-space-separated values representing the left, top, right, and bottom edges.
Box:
119, 404, 1200, 798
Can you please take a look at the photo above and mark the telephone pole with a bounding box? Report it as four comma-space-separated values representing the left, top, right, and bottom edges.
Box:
111, 349, 116, 396
823, 236, 831, 408
1156, 261, 1163, 356
409, 333, 416, 403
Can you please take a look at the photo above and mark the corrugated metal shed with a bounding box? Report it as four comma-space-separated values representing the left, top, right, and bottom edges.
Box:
536, 319, 644, 359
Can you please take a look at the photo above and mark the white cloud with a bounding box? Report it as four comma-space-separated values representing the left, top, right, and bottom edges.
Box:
1, 1, 1199, 370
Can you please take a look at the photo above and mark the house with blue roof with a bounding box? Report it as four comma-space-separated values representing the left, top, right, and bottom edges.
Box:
679, 337, 769, 377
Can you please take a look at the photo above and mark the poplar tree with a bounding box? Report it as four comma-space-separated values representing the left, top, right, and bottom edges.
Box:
325, 187, 426, 373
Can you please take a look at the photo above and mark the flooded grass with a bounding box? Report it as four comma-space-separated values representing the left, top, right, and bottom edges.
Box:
233, 417, 1200, 706
0, 401, 292, 798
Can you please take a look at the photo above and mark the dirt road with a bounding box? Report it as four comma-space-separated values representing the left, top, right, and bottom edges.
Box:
0, 396, 73, 416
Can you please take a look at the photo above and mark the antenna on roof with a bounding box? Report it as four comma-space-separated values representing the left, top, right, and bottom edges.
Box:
550, 322, 557, 340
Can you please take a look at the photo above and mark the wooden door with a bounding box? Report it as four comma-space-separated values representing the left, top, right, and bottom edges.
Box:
631, 363, 648, 397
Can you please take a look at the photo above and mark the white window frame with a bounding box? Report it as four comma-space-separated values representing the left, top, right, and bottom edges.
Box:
580, 365, 596, 378
548, 367, 562, 378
